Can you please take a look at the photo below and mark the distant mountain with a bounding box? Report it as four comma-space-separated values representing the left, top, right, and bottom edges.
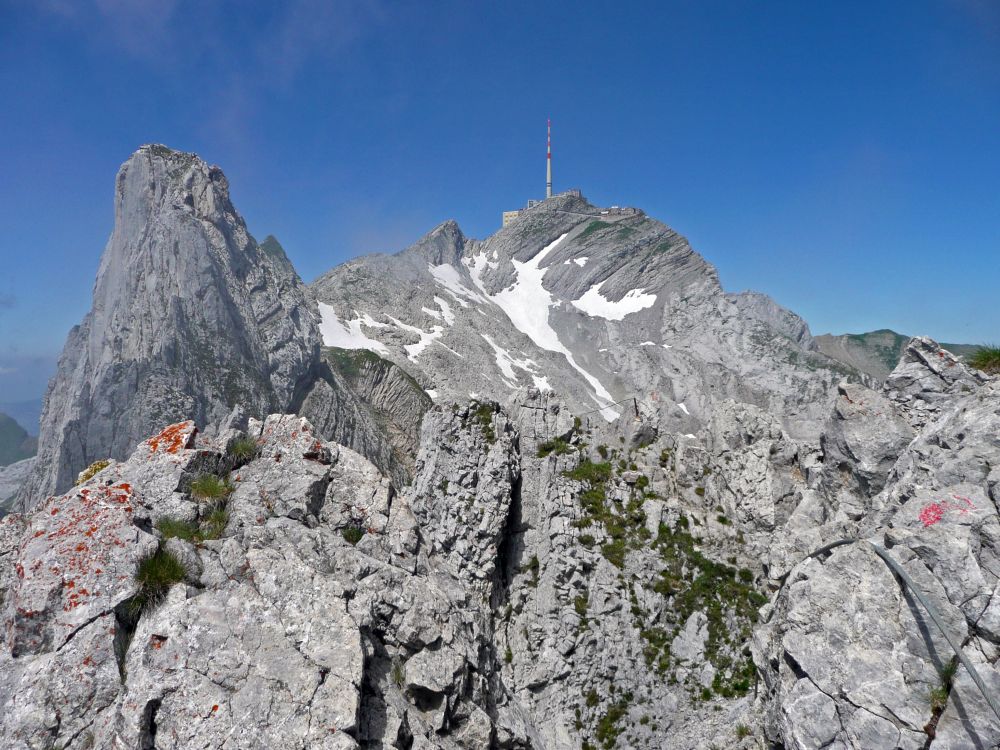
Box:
0, 412, 36, 466
0, 398, 42, 437
814, 329, 979, 380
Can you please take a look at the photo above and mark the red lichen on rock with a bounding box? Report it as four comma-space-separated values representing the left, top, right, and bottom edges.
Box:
147, 421, 197, 455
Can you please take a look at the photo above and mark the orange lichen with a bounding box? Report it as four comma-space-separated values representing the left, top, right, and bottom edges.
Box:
147, 421, 196, 455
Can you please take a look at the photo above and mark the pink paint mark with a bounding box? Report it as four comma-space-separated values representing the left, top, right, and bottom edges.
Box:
919, 503, 945, 527
918, 495, 977, 527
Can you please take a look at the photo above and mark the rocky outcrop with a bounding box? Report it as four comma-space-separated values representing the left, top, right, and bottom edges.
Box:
311, 192, 857, 441
16, 146, 321, 509
755, 338, 1000, 749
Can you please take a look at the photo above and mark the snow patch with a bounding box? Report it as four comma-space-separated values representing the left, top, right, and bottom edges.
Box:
532, 375, 552, 392
573, 257, 589, 267
318, 303, 390, 355
386, 315, 444, 363
467, 233, 620, 420
426, 389, 438, 399
571, 280, 657, 321
677, 402, 690, 415
421, 296, 455, 326
480, 333, 541, 383
429, 263, 486, 307
639, 341, 656, 346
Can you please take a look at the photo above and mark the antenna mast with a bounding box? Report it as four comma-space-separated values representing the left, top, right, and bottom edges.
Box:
546, 118, 552, 199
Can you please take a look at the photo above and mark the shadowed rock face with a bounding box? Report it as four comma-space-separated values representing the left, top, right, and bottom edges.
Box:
16, 145, 321, 509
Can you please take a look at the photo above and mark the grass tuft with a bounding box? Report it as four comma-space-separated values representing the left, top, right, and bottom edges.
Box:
189, 474, 233, 501
342, 526, 365, 545
131, 547, 187, 616
969, 345, 1000, 374
226, 436, 259, 463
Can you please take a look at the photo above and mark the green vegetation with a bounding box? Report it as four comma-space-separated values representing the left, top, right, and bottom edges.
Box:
736, 724, 752, 739
391, 659, 405, 687
504, 646, 513, 664
574, 591, 589, 618
156, 517, 200, 542
75, 458, 111, 486
597, 444, 609, 459
324, 346, 386, 381
189, 474, 233, 501
594, 692, 633, 749
930, 658, 959, 713
130, 547, 187, 616
523, 555, 540, 586
0, 413, 36, 466
969, 345, 1000, 374
578, 220, 614, 240
226, 436, 259, 463
565, 459, 649, 569
342, 526, 365, 545
538, 436, 572, 458
466, 400, 498, 443
642, 518, 767, 697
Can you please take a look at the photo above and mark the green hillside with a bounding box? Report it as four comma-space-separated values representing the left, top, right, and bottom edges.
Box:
0, 413, 37, 466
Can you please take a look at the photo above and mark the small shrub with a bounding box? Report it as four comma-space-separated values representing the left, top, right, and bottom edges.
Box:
391, 659, 405, 687
930, 685, 949, 712
342, 526, 365, 545
523, 555, 540, 586
76, 459, 111, 485
156, 517, 200, 542
597, 444, 609, 459
601, 539, 627, 569
579, 533, 595, 548
226, 436, 259, 463
131, 547, 187, 616
585, 689, 600, 707
469, 401, 497, 443
538, 437, 572, 458
736, 723, 752, 739
202, 507, 229, 539
694, 487, 705, 497
969, 345, 1000, 374
574, 592, 589, 618
717, 514, 731, 525
189, 474, 233, 501
504, 646, 513, 663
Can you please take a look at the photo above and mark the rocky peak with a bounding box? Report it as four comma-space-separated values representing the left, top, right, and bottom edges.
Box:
15, 146, 322, 509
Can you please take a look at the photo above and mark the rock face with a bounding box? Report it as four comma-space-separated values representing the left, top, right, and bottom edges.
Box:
7, 145, 1000, 749
311, 194, 856, 442
815, 329, 979, 381
755, 339, 1000, 749
16, 146, 321, 509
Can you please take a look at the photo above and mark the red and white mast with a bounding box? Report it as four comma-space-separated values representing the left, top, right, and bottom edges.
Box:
546, 118, 552, 199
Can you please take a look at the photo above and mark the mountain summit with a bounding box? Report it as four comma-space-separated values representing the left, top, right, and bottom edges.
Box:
16, 145, 321, 507
3, 147, 999, 750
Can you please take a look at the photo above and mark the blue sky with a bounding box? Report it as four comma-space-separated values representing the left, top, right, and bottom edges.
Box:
0, 0, 998, 403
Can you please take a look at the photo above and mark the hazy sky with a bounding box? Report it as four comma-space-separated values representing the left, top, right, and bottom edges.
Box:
1, 0, 998, 402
